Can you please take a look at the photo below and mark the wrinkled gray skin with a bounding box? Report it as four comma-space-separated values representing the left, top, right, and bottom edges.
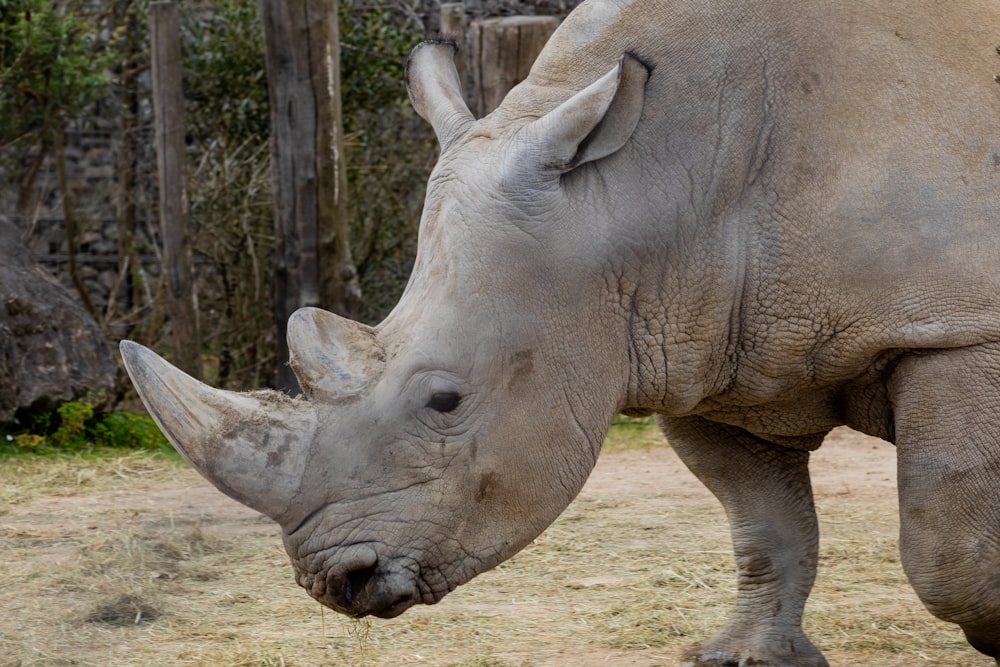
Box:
120, 0, 1000, 664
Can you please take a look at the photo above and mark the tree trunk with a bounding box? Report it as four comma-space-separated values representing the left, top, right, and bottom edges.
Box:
259, 0, 358, 392
151, 0, 202, 379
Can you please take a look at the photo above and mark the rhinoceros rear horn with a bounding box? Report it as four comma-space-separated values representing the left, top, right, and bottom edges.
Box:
528, 52, 650, 172
286, 307, 385, 400
406, 40, 475, 151
119, 341, 316, 523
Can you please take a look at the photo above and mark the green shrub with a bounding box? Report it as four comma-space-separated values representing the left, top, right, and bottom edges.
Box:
88, 410, 170, 451
0, 400, 169, 455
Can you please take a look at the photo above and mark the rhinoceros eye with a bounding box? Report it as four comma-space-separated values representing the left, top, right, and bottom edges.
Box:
426, 391, 462, 413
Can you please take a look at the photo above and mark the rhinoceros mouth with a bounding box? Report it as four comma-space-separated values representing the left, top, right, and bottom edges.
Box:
297, 552, 430, 619
339, 565, 421, 619
366, 592, 419, 619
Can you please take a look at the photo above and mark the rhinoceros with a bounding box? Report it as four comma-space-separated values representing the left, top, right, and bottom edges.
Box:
120, 0, 1000, 664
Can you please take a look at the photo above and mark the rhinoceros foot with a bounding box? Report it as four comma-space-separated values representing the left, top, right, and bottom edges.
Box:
679, 635, 829, 667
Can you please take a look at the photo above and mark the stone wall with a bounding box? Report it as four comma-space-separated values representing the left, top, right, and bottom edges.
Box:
2, 112, 162, 343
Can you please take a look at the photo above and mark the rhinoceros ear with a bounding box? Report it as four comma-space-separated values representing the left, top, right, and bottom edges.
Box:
406, 40, 475, 152
119, 341, 315, 523
286, 307, 385, 400
526, 52, 650, 172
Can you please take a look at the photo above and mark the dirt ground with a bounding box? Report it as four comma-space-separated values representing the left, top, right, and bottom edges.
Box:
0, 427, 990, 666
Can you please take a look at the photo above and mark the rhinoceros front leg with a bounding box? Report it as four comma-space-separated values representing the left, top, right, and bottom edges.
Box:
659, 415, 828, 667
890, 345, 1000, 665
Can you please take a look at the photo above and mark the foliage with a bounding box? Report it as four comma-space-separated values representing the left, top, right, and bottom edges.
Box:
0, 399, 170, 455
182, 0, 433, 326
0, 0, 112, 149
175, 1, 276, 387
339, 0, 435, 323
0, 0, 435, 394
48, 398, 94, 448
188, 138, 276, 388
174, 0, 433, 388
180, 0, 269, 145
88, 409, 171, 450
340, 0, 419, 122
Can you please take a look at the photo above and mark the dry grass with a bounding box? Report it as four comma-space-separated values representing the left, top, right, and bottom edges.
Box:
0, 425, 988, 666
0, 449, 185, 508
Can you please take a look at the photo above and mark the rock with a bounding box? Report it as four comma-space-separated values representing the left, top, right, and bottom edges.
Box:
0, 216, 117, 421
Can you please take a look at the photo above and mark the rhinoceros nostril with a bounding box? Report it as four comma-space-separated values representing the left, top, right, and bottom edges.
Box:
343, 565, 376, 606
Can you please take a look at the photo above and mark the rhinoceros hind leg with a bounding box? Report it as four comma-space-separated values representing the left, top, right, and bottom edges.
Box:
660, 416, 829, 667
891, 344, 1000, 662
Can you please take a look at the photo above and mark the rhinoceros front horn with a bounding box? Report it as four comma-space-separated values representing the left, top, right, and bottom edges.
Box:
119, 340, 317, 523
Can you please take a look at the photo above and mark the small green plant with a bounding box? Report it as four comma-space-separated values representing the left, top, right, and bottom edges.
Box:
49, 399, 94, 448
12, 433, 44, 449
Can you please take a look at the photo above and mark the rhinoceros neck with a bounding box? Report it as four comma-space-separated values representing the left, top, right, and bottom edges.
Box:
599, 218, 746, 418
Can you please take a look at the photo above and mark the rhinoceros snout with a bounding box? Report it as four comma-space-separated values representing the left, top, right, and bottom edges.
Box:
326, 566, 419, 619
300, 545, 421, 619
340, 565, 417, 619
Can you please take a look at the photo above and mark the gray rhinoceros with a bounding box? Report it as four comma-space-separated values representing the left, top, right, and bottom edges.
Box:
120, 0, 1000, 664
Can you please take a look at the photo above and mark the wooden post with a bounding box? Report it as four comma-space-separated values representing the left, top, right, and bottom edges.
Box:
467, 15, 559, 117
150, 1, 201, 379
259, 0, 358, 392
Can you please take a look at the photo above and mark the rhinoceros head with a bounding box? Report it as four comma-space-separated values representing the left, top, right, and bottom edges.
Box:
121, 41, 649, 619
